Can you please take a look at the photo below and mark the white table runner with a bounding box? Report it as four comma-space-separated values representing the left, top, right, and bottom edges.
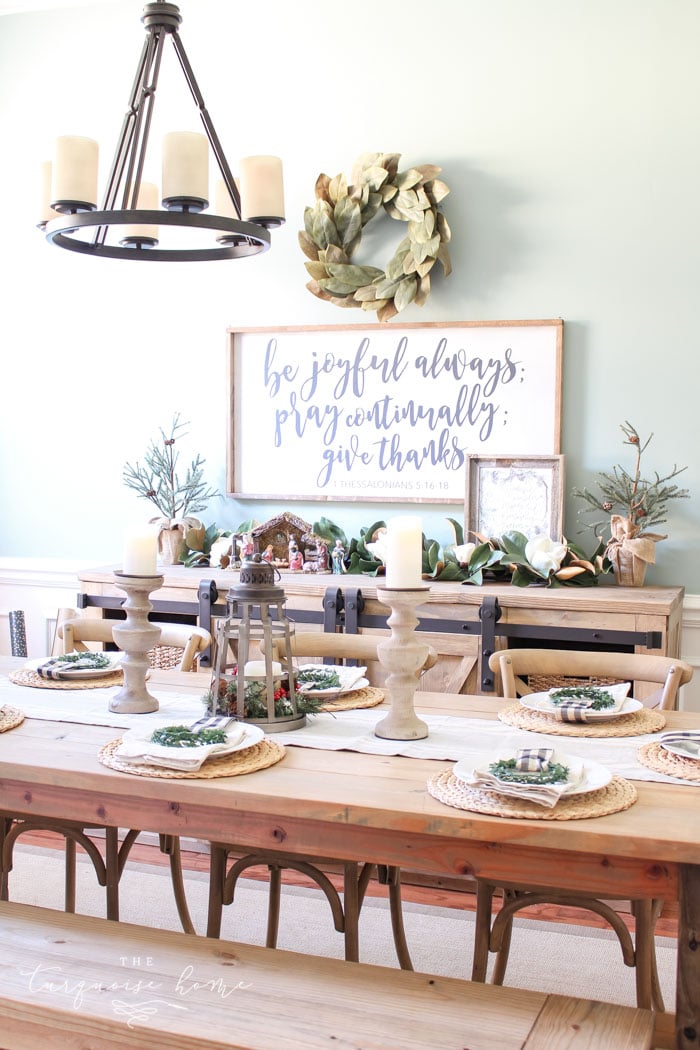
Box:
272, 708, 698, 787
0, 677, 205, 730
2, 674, 695, 786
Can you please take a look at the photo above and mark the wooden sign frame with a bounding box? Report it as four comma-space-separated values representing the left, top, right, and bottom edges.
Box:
227, 320, 563, 504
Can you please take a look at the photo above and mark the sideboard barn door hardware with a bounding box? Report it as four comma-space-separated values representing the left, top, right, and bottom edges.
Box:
478, 596, 502, 690
322, 587, 345, 665
343, 589, 365, 636
323, 587, 344, 633
197, 579, 219, 666
342, 588, 364, 665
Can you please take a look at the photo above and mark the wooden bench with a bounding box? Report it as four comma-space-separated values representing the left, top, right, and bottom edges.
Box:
0, 902, 654, 1050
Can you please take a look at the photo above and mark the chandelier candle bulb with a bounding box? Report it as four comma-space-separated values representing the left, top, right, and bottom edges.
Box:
162, 132, 209, 208
214, 178, 241, 219
51, 135, 98, 210
38, 161, 60, 227
385, 516, 424, 589
122, 181, 159, 244
122, 527, 158, 576
240, 155, 285, 222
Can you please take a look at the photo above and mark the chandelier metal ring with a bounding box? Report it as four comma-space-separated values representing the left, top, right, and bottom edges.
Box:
46, 209, 271, 262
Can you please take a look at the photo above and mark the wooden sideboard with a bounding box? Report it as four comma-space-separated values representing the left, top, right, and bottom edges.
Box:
76, 565, 684, 700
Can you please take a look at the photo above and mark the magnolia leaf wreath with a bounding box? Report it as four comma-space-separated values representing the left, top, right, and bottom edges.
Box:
298, 152, 452, 323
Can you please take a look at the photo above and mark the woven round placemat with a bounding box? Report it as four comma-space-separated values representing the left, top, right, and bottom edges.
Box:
98, 737, 286, 779
636, 742, 700, 783
9, 669, 124, 690
319, 686, 384, 712
427, 770, 637, 820
0, 706, 25, 732
498, 702, 665, 738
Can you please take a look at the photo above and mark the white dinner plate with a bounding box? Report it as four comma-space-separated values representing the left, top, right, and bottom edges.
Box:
453, 752, 613, 797
26, 654, 123, 679
660, 733, 700, 762
295, 664, 369, 699
519, 688, 641, 722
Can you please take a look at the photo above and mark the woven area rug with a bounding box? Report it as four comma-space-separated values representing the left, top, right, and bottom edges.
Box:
6, 843, 676, 1011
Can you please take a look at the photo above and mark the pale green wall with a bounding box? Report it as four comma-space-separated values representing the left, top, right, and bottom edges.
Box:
0, 0, 698, 588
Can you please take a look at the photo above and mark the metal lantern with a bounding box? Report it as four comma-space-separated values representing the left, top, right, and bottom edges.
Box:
210, 555, 304, 732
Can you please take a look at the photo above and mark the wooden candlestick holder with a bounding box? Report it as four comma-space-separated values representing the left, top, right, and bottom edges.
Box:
374, 585, 430, 740
109, 571, 164, 714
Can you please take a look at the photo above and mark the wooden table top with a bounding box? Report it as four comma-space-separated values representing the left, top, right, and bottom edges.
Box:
1, 661, 698, 887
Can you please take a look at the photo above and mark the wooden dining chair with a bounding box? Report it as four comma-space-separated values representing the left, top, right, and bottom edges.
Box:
1, 614, 212, 934
470, 647, 694, 1012
206, 629, 437, 969
56, 609, 212, 672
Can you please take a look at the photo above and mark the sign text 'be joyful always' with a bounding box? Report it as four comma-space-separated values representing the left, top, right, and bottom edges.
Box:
229, 323, 562, 503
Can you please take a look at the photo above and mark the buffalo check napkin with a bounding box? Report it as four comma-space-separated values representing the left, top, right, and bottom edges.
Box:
463, 749, 584, 808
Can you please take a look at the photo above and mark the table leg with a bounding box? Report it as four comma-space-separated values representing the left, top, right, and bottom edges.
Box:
677, 864, 700, 1050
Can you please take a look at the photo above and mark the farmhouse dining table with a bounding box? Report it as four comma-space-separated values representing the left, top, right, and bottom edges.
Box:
0, 656, 698, 1050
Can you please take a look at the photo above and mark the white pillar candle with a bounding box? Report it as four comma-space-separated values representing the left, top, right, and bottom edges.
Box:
51, 135, 99, 207
384, 516, 423, 589
244, 660, 282, 678
122, 181, 159, 242
162, 132, 209, 204
239, 155, 285, 220
123, 526, 159, 576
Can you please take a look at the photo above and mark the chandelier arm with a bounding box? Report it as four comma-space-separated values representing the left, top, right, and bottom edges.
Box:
94, 30, 160, 247
169, 31, 242, 219
122, 28, 167, 211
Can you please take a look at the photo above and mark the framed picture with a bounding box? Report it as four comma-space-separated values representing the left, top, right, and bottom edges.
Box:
227, 320, 563, 503
465, 454, 565, 541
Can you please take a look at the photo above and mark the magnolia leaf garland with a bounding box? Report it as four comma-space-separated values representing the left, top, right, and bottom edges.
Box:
298, 152, 452, 323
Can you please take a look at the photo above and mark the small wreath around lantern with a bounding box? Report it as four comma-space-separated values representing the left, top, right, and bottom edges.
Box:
298, 152, 452, 322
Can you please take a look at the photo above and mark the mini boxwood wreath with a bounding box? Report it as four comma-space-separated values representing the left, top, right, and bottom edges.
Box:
298, 152, 452, 323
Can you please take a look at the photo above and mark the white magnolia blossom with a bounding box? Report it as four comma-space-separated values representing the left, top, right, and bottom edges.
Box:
209, 535, 232, 568
525, 536, 568, 576
452, 542, 477, 566
366, 530, 389, 564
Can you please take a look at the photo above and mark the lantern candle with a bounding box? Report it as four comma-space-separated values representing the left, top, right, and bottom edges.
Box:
384, 516, 423, 589
244, 660, 282, 678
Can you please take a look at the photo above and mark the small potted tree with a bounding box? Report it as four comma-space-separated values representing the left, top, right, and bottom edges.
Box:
123, 414, 219, 566
572, 422, 689, 585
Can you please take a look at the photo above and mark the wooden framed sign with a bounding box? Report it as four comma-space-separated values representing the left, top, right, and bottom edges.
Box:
227, 320, 563, 503
465, 454, 565, 541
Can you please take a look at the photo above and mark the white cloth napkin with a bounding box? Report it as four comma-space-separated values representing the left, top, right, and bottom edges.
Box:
547, 682, 630, 722
462, 750, 584, 808
296, 665, 368, 693
115, 722, 247, 772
